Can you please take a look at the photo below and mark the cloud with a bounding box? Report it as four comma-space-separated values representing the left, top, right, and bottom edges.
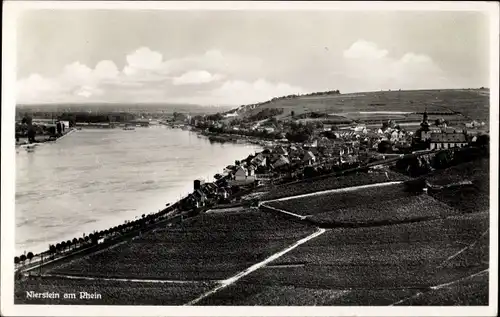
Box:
17, 42, 462, 105
123, 47, 163, 74
94, 60, 119, 79
343, 40, 389, 60
16, 47, 274, 104
173, 70, 223, 85
341, 40, 449, 91
208, 79, 305, 105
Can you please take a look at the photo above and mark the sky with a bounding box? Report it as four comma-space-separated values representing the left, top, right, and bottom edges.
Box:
16, 9, 491, 105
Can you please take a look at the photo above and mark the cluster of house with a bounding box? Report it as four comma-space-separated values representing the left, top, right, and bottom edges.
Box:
223, 141, 364, 182
179, 179, 231, 210
414, 112, 473, 150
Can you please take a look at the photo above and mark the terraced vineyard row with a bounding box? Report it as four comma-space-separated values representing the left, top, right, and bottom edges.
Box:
48, 211, 316, 281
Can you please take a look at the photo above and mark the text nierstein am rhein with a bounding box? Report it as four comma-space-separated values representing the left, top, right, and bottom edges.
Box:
26, 291, 102, 300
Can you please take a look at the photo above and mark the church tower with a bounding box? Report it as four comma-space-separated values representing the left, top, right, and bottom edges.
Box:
420, 108, 430, 131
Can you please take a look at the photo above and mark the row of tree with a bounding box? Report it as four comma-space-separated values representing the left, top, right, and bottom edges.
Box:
14, 252, 34, 266
232, 89, 342, 115
15, 207, 181, 267
393, 138, 489, 177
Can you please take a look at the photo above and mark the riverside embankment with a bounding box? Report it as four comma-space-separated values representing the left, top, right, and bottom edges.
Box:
15, 127, 261, 255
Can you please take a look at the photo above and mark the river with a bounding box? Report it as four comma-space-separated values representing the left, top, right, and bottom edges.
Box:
15, 127, 261, 254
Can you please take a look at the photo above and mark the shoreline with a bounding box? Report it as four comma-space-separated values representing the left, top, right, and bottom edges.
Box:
15, 129, 262, 257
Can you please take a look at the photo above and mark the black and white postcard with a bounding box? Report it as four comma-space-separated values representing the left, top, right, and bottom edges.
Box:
1, 1, 498, 316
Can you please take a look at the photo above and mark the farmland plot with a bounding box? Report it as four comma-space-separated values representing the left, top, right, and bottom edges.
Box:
262, 170, 410, 201
429, 186, 489, 214
395, 271, 489, 306
306, 194, 459, 226
48, 211, 315, 280
266, 183, 414, 217
425, 158, 489, 187
199, 213, 489, 305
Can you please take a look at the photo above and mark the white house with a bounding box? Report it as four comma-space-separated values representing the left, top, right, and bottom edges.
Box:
234, 166, 256, 182
303, 151, 316, 165
234, 166, 248, 181
272, 155, 290, 169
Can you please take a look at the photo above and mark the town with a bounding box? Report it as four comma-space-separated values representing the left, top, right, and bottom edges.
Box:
14, 89, 490, 277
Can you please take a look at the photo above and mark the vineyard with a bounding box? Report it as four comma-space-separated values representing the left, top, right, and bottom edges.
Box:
305, 194, 459, 226
48, 211, 315, 280
197, 212, 489, 305
261, 170, 411, 201
266, 183, 411, 216
15, 276, 216, 305
425, 158, 489, 187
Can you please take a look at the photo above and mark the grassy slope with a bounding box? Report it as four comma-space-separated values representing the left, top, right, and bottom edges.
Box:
238, 89, 489, 122
47, 211, 315, 280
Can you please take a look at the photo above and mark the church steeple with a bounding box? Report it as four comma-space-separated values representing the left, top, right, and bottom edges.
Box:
420, 107, 429, 131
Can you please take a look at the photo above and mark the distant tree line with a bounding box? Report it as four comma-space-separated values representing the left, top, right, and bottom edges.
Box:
16, 111, 139, 127
245, 108, 284, 122
227, 89, 342, 116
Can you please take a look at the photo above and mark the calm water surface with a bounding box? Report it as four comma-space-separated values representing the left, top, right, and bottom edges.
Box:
15, 127, 261, 254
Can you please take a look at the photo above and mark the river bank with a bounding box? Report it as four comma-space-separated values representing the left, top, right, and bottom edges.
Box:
16, 128, 76, 147
15, 128, 261, 255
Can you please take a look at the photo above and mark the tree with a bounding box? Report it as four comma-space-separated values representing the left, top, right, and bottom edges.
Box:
61, 241, 67, 252
56, 243, 62, 253
79, 237, 84, 245
49, 244, 56, 257
72, 238, 78, 249
291, 110, 295, 117
27, 252, 34, 263
214, 173, 222, 180
378, 140, 392, 153
476, 134, 489, 148
14, 256, 20, 265
20, 254, 27, 265
235, 160, 241, 166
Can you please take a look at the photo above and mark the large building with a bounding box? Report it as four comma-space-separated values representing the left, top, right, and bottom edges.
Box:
429, 133, 468, 150
414, 110, 469, 150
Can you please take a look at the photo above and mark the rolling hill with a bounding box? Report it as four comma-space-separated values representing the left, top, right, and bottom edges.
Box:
231, 88, 490, 124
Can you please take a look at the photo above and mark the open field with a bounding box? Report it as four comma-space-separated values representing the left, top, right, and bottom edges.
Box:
15, 276, 216, 305
197, 212, 489, 305
238, 89, 489, 123
47, 211, 315, 280
260, 169, 411, 201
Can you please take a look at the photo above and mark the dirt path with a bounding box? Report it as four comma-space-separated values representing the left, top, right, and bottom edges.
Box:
390, 268, 489, 306
185, 227, 327, 305
260, 203, 308, 220
260, 181, 403, 204
41, 273, 217, 284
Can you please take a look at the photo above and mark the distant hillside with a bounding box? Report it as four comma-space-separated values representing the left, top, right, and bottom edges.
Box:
229, 88, 490, 123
